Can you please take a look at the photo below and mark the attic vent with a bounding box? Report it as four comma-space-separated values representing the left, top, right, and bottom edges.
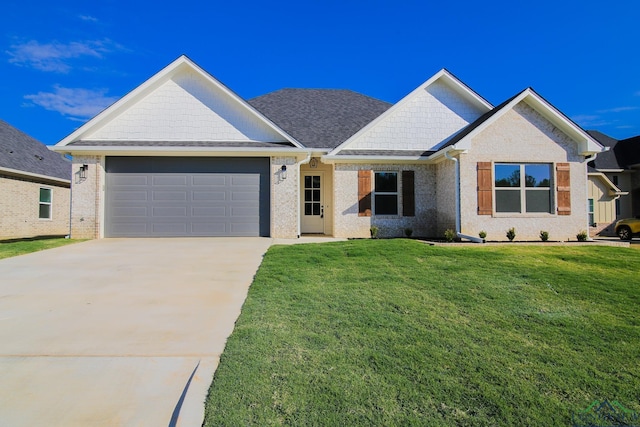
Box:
35, 155, 44, 160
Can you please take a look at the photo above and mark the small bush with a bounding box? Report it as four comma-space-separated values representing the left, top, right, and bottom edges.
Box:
370, 226, 379, 239
540, 231, 549, 242
506, 227, 516, 242
444, 229, 456, 242
404, 228, 413, 238
576, 230, 588, 241
479, 230, 487, 239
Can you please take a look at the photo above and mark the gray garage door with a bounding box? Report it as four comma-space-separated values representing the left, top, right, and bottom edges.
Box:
105, 157, 270, 237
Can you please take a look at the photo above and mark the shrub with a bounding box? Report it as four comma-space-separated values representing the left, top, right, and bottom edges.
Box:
506, 227, 516, 242
444, 229, 456, 242
370, 226, 379, 239
404, 228, 413, 238
576, 230, 588, 241
479, 230, 487, 239
540, 231, 549, 242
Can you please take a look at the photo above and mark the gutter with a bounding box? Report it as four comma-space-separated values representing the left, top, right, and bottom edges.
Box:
443, 148, 483, 243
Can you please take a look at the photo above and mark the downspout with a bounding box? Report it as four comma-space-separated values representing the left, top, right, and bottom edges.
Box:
445, 149, 483, 243
584, 152, 599, 241
296, 154, 312, 238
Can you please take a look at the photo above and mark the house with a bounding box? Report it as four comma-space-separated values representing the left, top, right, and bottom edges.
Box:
585, 130, 640, 236
52, 55, 604, 241
0, 120, 71, 240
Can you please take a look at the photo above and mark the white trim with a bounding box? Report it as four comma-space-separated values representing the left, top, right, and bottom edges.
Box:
54, 55, 304, 149
588, 172, 628, 196
51, 145, 309, 160
327, 69, 493, 156
0, 166, 70, 185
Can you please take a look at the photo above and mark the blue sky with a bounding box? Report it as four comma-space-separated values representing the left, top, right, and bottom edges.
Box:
2, 0, 639, 145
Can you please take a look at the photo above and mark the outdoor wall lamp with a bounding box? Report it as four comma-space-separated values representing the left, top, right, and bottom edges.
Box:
79, 164, 89, 180
281, 165, 287, 180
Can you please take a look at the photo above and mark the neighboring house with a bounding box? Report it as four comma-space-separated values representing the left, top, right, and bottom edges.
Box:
52, 55, 604, 241
585, 130, 640, 236
0, 120, 71, 240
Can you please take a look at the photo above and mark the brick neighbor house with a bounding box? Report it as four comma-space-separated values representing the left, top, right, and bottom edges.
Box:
1, 120, 71, 240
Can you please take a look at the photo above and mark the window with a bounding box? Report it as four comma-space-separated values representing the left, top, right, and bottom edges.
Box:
39, 188, 52, 219
588, 198, 595, 226
374, 172, 398, 215
495, 164, 551, 213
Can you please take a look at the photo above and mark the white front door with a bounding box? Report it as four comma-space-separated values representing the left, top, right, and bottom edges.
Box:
301, 173, 324, 234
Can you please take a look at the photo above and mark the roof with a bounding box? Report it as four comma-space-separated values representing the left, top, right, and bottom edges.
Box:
0, 119, 70, 182
587, 131, 640, 171
248, 89, 392, 149
430, 88, 604, 158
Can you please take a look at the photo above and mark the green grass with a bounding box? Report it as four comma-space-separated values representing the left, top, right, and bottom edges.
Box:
204, 240, 640, 426
0, 238, 82, 260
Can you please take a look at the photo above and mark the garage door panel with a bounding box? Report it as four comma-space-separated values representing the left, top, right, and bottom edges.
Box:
152, 191, 188, 201
153, 175, 188, 186
192, 206, 226, 217
105, 157, 269, 237
192, 191, 226, 201
192, 175, 226, 186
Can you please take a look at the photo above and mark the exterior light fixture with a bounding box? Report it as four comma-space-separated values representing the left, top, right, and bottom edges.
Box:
281, 165, 287, 180
79, 164, 89, 180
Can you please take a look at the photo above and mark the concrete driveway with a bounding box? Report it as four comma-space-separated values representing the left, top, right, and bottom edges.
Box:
0, 237, 272, 426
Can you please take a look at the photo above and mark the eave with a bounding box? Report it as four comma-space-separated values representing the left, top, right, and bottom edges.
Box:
0, 166, 70, 186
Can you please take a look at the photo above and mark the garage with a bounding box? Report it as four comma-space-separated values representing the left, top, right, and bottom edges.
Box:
105, 157, 270, 237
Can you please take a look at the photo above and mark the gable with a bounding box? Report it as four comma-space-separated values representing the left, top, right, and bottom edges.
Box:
469, 101, 581, 160
339, 79, 488, 152
84, 68, 287, 143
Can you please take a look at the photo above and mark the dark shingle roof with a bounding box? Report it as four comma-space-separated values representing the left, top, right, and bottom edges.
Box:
587, 130, 640, 171
249, 89, 391, 149
0, 120, 70, 181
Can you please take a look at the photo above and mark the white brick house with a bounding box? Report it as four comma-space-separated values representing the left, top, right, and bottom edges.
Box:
52, 55, 604, 241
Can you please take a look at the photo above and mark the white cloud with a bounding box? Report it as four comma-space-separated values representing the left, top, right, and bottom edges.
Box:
597, 106, 638, 114
79, 15, 98, 22
571, 114, 612, 128
6, 39, 123, 73
24, 86, 118, 119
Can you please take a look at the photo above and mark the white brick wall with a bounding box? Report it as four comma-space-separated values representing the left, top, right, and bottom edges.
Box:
347, 81, 485, 151
87, 69, 286, 143
70, 156, 104, 239
271, 156, 299, 238
333, 163, 437, 238
458, 102, 589, 241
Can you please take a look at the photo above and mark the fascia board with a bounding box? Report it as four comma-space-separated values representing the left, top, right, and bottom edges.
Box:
327, 69, 493, 156
0, 166, 70, 185
50, 145, 310, 159
55, 56, 304, 149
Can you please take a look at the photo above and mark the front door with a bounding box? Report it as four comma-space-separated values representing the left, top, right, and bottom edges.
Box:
301, 173, 324, 234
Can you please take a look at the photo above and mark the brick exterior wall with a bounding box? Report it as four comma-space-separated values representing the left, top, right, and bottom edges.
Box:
70, 156, 104, 239
333, 163, 437, 238
271, 156, 299, 238
458, 102, 588, 241
347, 80, 484, 151
0, 174, 70, 239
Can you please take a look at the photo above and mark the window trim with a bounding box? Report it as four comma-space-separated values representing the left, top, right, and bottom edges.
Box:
493, 163, 553, 215
588, 198, 595, 226
39, 187, 53, 220
373, 171, 399, 216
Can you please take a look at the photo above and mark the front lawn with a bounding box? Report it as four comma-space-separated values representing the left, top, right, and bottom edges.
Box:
0, 238, 81, 260
204, 240, 639, 426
